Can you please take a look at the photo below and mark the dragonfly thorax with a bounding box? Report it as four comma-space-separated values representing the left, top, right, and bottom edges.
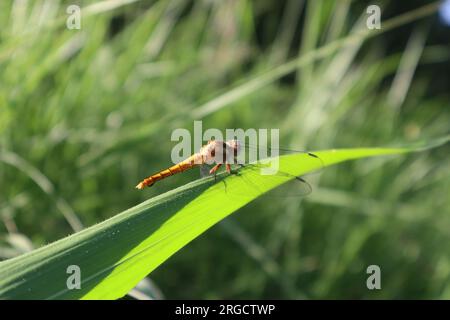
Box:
200, 140, 240, 165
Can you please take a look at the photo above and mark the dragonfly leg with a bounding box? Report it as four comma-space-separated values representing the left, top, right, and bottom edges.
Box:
209, 164, 222, 182
209, 164, 223, 182
209, 163, 222, 175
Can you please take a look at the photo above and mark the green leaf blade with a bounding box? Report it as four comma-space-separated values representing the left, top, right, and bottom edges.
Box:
0, 138, 447, 299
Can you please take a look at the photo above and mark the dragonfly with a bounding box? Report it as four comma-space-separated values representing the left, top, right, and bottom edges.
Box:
135, 139, 322, 196
136, 139, 239, 189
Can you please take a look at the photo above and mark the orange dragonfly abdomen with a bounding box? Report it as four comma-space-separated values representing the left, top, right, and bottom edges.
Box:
135, 153, 202, 189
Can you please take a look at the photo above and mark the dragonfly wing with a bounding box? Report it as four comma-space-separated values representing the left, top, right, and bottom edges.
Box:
239, 143, 324, 175
202, 141, 321, 198
218, 163, 313, 198
266, 176, 312, 198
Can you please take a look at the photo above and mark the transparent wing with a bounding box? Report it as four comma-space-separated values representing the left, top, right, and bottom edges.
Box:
199, 142, 322, 198
239, 143, 324, 176
217, 163, 313, 198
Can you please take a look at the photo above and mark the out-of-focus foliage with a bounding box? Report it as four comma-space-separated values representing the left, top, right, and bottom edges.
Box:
0, 0, 449, 299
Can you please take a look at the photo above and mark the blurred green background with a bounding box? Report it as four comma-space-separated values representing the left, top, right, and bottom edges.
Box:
0, 0, 449, 299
